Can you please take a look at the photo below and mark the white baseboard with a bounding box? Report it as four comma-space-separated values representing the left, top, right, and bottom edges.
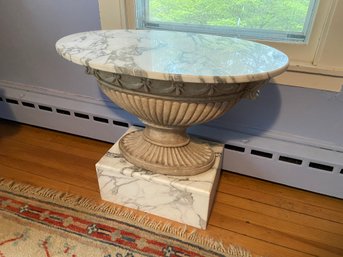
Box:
1, 80, 342, 198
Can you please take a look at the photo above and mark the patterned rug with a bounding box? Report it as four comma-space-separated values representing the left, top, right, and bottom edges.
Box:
0, 178, 251, 257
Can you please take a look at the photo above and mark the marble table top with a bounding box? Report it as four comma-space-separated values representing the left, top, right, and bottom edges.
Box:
56, 30, 288, 84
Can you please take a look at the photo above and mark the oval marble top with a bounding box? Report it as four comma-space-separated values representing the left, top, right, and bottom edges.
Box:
56, 30, 288, 84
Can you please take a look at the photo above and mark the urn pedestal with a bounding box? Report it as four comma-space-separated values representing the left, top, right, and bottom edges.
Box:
96, 127, 224, 229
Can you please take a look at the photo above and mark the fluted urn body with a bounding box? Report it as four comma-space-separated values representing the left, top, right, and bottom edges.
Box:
56, 30, 288, 176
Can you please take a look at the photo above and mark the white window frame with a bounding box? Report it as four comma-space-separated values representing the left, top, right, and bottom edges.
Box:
135, 0, 319, 44
98, 0, 343, 92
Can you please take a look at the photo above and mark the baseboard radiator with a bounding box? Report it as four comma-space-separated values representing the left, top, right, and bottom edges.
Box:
1, 82, 342, 198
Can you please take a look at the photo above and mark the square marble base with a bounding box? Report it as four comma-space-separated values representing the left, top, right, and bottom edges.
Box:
95, 127, 224, 229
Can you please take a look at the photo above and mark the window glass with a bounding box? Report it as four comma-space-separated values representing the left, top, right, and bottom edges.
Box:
136, 0, 319, 43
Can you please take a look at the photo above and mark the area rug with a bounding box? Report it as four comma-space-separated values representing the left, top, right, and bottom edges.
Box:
0, 178, 251, 257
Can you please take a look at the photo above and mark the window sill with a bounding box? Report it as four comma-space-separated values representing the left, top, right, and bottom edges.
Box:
272, 63, 343, 92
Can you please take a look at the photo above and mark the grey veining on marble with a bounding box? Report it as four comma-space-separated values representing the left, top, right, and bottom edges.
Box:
96, 127, 223, 229
56, 30, 289, 84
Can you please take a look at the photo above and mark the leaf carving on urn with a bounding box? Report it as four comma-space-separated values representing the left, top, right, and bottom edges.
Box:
244, 87, 260, 99
207, 84, 217, 96
243, 81, 267, 99
85, 66, 95, 75
165, 82, 184, 96
174, 82, 184, 96
111, 74, 123, 87
140, 78, 152, 92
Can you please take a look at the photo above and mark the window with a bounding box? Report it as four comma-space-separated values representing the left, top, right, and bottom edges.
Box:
136, 0, 319, 43
98, 0, 343, 92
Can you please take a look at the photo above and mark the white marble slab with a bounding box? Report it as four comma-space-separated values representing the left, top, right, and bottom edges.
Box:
56, 30, 288, 84
96, 127, 224, 229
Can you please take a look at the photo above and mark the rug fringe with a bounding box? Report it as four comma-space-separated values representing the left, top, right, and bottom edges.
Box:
0, 178, 252, 257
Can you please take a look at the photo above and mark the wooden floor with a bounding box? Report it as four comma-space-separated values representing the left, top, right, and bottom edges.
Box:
0, 119, 342, 257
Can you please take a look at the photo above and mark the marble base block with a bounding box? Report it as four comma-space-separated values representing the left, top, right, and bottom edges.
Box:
96, 127, 224, 229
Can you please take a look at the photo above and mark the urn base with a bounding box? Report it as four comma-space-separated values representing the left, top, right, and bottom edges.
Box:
119, 128, 216, 176
96, 127, 224, 229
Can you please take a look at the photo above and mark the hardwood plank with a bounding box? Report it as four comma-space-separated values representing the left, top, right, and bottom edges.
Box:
1, 136, 108, 163
210, 203, 343, 257
0, 164, 99, 200
218, 172, 343, 223
1, 119, 343, 257
215, 191, 343, 235
211, 199, 343, 250
0, 143, 98, 191
1, 143, 96, 175
0, 120, 111, 154
207, 225, 316, 257
219, 172, 343, 211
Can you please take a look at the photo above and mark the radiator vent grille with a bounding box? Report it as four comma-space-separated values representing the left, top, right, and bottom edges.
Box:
22, 101, 35, 108
224, 144, 245, 153
5, 98, 19, 105
279, 156, 303, 165
251, 149, 273, 159
113, 120, 129, 127
93, 116, 109, 124
309, 162, 334, 172
56, 109, 71, 115
74, 112, 89, 119
1, 97, 129, 128
1, 95, 343, 199
224, 143, 342, 175
38, 105, 53, 112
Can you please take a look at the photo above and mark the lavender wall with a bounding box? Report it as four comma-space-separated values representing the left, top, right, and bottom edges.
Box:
0, 0, 101, 96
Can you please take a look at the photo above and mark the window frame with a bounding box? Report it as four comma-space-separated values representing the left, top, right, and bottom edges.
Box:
136, 0, 319, 44
98, 0, 343, 92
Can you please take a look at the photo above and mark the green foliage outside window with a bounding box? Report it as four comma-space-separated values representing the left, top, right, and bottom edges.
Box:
149, 0, 311, 32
